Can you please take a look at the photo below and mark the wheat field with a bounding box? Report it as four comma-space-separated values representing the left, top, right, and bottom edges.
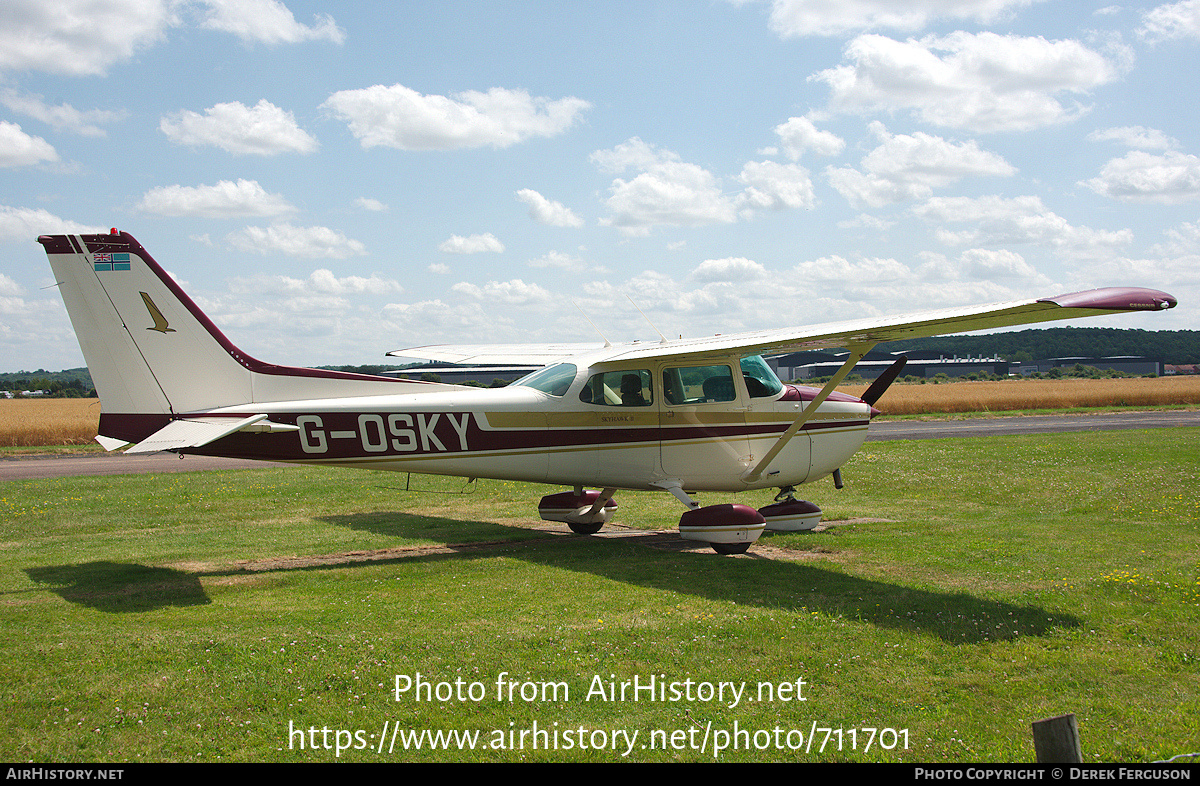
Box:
0, 398, 104, 447
844, 374, 1200, 415
2, 376, 1198, 447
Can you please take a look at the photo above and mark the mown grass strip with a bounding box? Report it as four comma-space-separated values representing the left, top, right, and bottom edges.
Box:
1, 429, 1197, 762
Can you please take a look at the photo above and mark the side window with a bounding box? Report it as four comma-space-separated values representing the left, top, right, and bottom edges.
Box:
512, 363, 578, 397
740, 355, 784, 398
662, 365, 736, 405
579, 370, 653, 406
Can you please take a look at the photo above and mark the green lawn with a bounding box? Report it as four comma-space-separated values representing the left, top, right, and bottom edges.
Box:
1, 429, 1196, 762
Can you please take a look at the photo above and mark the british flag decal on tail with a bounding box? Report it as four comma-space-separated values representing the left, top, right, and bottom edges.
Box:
93, 253, 131, 271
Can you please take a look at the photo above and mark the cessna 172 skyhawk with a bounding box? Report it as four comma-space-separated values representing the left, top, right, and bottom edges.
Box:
41, 231, 1177, 554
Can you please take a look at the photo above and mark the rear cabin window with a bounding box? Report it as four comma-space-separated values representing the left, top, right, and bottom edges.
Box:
579, 369, 653, 406
662, 365, 736, 405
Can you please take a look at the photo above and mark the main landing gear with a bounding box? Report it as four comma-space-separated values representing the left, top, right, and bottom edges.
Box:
538, 488, 618, 534
651, 481, 766, 555
757, 486, 823, 531
538, 484, 824, 555
672, 483, 825, 554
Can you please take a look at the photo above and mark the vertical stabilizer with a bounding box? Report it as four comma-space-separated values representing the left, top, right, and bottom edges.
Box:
42, 231, 438, 434
41, 232, 254, 415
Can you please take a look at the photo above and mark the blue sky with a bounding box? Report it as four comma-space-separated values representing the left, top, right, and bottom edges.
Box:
1, 0, 1197, 372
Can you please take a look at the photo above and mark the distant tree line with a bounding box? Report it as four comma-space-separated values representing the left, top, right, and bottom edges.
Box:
876, 328, 1200, 365
0, 368, 96, 397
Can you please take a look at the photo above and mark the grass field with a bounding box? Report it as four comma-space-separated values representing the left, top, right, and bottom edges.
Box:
3, 375, 1200, 450
1, 429, 1196, 762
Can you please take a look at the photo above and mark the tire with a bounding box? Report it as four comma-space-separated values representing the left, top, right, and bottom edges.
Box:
711, 541, 750, 555
568, 520, 604, 535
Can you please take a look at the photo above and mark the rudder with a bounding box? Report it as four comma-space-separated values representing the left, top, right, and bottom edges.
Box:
42, 232, 255, 415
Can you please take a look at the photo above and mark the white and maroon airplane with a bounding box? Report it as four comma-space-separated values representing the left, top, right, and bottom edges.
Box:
41, 231, 1177, 554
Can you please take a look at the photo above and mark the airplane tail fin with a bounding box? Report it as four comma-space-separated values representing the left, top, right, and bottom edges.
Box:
42, 232, 256, 417
41, 231, 422, 436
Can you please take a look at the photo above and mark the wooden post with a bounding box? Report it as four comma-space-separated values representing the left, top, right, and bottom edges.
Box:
1032, 713, 1082, 763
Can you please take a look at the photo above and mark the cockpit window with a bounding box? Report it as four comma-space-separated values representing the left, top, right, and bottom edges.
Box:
512, 363, 577, 397
579, 369, 653, 406
740, 355, 784, 398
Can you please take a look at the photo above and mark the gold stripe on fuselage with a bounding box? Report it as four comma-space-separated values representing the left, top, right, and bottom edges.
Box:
487, 409, 865, 430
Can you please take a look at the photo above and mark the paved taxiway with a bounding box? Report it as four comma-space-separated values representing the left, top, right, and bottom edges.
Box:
865, 410, 1200, 441
2, 410, 1196, 481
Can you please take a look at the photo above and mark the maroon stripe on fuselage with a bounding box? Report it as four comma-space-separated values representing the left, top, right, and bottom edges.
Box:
101, 410, 868, 462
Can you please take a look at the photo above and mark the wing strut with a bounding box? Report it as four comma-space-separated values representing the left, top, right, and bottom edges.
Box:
742, 341, 875, 483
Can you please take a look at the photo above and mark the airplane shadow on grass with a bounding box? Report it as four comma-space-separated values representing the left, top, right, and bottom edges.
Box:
24, 562, 210, 612
25, 510, 1080, 645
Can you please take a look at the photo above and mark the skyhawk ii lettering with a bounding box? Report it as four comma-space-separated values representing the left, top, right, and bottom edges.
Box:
41, 231, 1177, 554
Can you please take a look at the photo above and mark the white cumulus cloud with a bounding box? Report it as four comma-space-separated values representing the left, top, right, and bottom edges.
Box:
227, 224, 367, 258
160, 100, 318, 155
322, 84, 590, 150
439, 233, 504, 254
774, 116, 846, 159
0, 205, 106, 241
592, 138, 737, 236
913, 195, 1133, 258
826, 123, 1015, 208
953, 248, 1042, 280
1087, 126, 1178, 150
768, 0, 1038, 37
0, 122, 58, 167
138, 179, 296, 217
0, 90, 126, 137
692, 257, 768, 282
197, 0, 345, 45
527, 251, 595, 273
1138, 0, 1200, 42
0, 0, 175, 76
736, 161, 816, 211
1081, 150, 1200, 204
515, 189, 583, 227
812, 32, 1120, 132
452, 279, 551, 305
230, 269, 402, 296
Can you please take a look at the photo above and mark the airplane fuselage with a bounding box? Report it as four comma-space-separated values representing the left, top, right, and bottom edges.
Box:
99, 369, 872, 493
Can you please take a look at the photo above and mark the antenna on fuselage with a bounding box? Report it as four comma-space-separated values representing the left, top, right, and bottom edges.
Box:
571, 300, 612, 348
625, 295, 669, 344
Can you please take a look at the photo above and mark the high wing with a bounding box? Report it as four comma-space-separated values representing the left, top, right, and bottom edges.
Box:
392, 287, 1177, 366
389, 342, 606, 365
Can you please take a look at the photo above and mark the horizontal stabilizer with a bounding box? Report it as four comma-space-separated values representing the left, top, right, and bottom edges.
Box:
125, 414, 270, 454
94, 435, 131, 452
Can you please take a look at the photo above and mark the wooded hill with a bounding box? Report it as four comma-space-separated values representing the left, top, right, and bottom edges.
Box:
875, 328, 1199, 365
0, 368, 95, 396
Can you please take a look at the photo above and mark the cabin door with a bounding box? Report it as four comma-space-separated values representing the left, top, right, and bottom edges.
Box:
658, 362, 751, 489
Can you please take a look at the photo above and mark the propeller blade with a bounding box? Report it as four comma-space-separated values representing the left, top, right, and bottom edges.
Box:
861, 355, 907, 406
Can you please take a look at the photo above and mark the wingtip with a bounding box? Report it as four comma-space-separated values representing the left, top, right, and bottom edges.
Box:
1040, 287, 1177, 312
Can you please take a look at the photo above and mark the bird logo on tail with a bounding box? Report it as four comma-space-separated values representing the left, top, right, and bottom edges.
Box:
140, 292, 175, 333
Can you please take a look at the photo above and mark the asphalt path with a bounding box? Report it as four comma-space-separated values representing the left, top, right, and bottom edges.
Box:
0, 453, 292, 481
866, 410, 1200, 441
2, 410, 1197, 481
